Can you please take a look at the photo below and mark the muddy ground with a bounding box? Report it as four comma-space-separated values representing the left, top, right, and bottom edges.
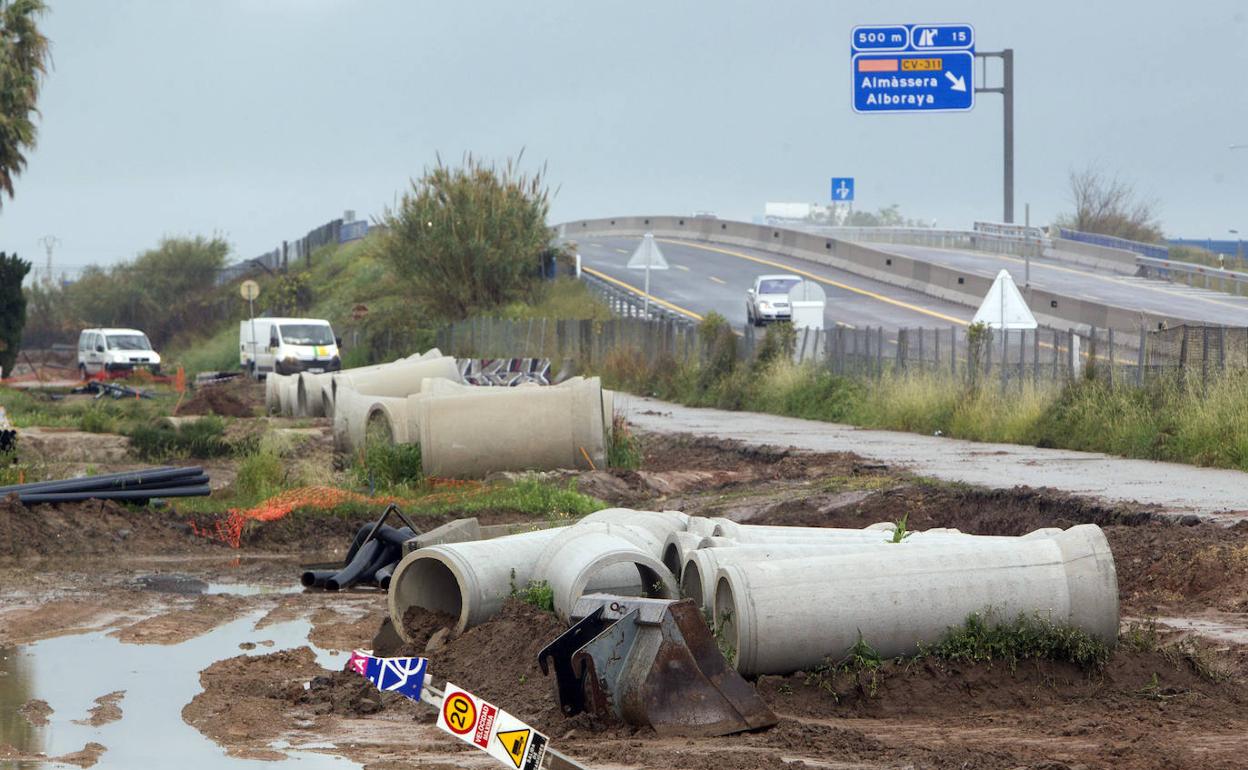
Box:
1, 432, 1247, 769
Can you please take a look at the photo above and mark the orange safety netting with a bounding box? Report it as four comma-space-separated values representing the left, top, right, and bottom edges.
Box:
188, 479, 483, 548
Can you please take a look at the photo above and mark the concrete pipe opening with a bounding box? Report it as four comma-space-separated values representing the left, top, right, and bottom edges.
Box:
388, 553, 466, 640
713, 573, 742, 667
576, 555, 675, 603
365, 406, 397, 446
321, 383, 335, 418
680, 554, 710, 607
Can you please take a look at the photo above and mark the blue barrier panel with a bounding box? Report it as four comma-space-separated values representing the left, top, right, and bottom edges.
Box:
340, 220, 369, 243
1168, 238, 1244, 255
1057, 228, 1168, 259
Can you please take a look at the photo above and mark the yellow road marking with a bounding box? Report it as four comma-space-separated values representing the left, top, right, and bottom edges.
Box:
657, 238, 969, 325
674, 264, 691, 272
709, 276, 726, 285
581, 266, 703, 321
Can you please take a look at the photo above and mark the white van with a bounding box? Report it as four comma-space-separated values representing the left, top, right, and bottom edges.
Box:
240, 317, 341, 377
77, 328, 162, 376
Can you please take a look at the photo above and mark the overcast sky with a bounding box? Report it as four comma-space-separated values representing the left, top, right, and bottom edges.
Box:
3, 0, 1247, 272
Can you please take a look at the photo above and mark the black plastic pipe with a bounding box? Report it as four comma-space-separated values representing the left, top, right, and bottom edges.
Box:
325, 539, 383, 592
0, 466, 186, 495
18, 484, 212, 504
301, 569, 337, 589
343, 524, 373, 566
374, 562, 395, 590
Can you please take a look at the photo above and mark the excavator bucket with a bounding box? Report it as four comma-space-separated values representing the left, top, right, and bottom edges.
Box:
538, 594, 777, 737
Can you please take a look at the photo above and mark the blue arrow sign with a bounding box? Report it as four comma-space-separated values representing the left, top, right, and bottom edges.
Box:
851, 23, 975, 114
830, 178, 854, 202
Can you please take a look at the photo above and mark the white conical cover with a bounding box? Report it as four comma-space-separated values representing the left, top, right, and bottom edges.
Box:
626, 233, 669, 270
971, 269, 1037, 330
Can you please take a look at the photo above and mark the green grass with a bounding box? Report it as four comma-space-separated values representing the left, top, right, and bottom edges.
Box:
607, 413, 642, 470
352, 440, 424, 490
598, 338, 1248, 473
918, 611, 1112, 671
0, 386, 170, 431
499, 277, 612, 321
510, 576, 555, 613
165, 324, 240, 376
126, 416, 233, 461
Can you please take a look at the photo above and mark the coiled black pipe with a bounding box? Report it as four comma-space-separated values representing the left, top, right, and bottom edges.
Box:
325, 539, 383, 592
343, 524, 373, 566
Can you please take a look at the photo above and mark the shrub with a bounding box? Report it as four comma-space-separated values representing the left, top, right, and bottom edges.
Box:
376, 154, 554, 320
919, 611, 1111, 671
234, 448, 285, 500
607, 414, 641, 470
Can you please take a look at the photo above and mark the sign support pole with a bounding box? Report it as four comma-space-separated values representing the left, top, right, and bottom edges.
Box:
975, 48, 1014, 223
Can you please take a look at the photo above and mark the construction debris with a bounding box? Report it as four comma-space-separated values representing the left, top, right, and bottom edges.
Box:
387, 509, 1120, 735
458, 358, 552, 386
0, 465, 210, 505
74, 380, 154, 400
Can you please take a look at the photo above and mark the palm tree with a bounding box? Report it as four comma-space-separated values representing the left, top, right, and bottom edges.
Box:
0, 0, 50, 206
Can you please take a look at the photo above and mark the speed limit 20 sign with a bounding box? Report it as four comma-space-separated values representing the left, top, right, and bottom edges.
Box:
436, 682, 548, 770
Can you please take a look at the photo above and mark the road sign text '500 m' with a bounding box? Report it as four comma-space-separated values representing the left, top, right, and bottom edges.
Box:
851, 24, 975, 114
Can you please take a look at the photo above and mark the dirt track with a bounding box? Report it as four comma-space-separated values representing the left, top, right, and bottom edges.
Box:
1, 433, 1247, 769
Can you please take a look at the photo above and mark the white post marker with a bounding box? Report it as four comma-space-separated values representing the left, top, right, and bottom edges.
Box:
970, 269, 1036, 330
240, 279, 261, 377
627, 233, 669, 319
437, 682, 550, 770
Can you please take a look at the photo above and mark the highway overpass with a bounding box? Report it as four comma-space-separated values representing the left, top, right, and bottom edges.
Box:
561, 217, 1248, 333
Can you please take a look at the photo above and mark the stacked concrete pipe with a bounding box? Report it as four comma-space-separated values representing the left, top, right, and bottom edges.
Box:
388, 512, 687, 639
713, 523, 1119, 676
414, 376, 608, 477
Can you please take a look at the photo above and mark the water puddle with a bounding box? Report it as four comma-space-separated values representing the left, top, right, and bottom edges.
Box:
0, 610, 357, 768
1155, 615, 1248, 645
134, 574, 304, 597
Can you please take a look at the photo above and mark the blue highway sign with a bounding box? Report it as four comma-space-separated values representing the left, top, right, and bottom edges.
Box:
851, 24, 975, 114
830, 178, 854, 202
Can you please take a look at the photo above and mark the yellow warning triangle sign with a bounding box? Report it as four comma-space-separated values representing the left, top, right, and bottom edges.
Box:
496, 728, 530, 768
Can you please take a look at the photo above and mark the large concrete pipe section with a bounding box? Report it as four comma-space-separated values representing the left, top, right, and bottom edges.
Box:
388, 526, 568, 638
332, 387, 409, 453
663, 531, 705, 577
264, 374, 287, 415
533, 522, 679, 622
713, 524, 1119, 676
582, 508, 689, 555
297, 371, 333, 417
335, 355, 461, 399
681, 539, 996, 614
279, 375, 299, 417
415, 377, 607, 477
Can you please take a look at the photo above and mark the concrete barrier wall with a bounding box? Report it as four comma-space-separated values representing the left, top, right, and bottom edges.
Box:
561, 216, 1196, 333
1047, 238, 1140, 274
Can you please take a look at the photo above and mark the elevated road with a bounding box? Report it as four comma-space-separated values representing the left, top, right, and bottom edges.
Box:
866, 242, 1248, 328
577, 236, 973, 331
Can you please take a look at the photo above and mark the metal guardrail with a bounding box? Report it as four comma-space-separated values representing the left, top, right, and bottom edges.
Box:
1058, 228, 1168, 260
1136, 255, 1248, 293
798, 225, 1047, 259
580, 272, 697, 326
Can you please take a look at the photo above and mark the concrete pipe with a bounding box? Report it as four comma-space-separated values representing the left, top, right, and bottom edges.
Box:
279, 375, 299, 417
662, 531, 705, 577
336, 356, 461, 399
320, 383, 336, 418
365, 398, 411, 446
713, 524, 1119, 676
297, 372, 333, 417
264, 374, 286, 415
533, 522, 679, 622
582, 508, 689, 554
416, 377, 607, 477
686, 517, 719, 538
388, 526, 569, 638
682, 539, 994, 614
333, 387, 408, 453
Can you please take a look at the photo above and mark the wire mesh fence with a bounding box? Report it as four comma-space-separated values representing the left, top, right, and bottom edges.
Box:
436, 315, 1248, 392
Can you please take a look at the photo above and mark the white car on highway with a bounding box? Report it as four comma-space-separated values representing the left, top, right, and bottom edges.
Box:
745, 274, 802, 326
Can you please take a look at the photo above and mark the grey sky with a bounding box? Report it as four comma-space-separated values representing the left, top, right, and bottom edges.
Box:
3, 0, 1247, 272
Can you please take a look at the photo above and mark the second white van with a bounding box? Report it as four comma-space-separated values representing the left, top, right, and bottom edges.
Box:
240, 317, 341, 378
